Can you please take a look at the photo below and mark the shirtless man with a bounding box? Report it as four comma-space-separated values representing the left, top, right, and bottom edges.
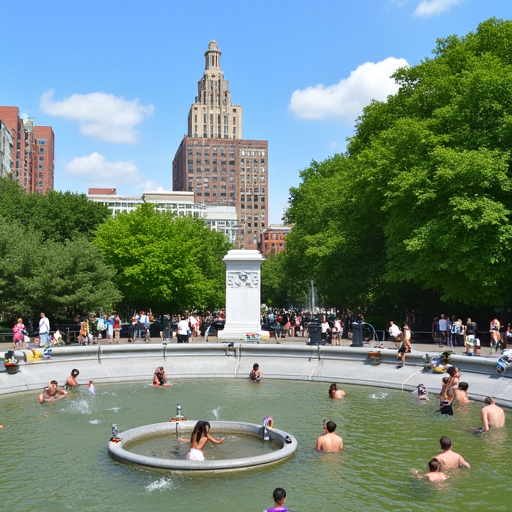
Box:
39, 380, 68, 403
449, 382, 473, 404
315, 420, 343, 452
435, 436, 470, 470
413, 458, 449, 482
329, 383, 345, 399
481, 397, 506, 432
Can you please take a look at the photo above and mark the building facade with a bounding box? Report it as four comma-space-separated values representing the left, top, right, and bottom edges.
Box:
0, 120, 13, 177
259, 224, 292, 255
87, 189, 239, 245
0, 106, 54, 193
172, 41, 268, 250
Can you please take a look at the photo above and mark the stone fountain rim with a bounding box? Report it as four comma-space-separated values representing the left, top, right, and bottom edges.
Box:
108, 420, 297, 471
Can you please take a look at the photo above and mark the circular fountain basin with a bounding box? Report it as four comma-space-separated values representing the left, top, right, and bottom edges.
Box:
108, 420, 297, 472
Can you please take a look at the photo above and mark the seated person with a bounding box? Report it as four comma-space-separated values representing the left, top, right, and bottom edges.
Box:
38, 380, 68, 403
66, 369, 80, 389
328, 383, 345, 399
153, 366, 169, 387
250, 363, 262, 382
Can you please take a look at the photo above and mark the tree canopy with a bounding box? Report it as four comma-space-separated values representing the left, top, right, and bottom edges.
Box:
284, 18, 512, 311
0, 176, 110, 242
93, 203, 232, 313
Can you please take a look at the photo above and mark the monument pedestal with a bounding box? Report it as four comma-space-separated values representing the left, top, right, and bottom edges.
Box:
217, 249, 265, 340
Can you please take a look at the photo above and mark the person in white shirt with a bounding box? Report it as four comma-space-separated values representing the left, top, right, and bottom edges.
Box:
39, 312, 51, 347
177, 316, 190, 343
438, 314, 449, 347
388, 320, 402, 345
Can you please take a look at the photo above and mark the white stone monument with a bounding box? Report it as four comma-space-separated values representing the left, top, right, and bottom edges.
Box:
217, 249, 265, 340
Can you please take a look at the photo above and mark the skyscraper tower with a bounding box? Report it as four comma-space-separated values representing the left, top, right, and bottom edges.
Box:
173, 41, 268, 250
187, 41, 242, 140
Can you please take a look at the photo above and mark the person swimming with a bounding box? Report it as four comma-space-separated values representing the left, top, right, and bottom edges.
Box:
180, 420, 226, 461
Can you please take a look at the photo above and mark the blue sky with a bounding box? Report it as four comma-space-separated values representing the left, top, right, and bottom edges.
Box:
1, 0, 511, 223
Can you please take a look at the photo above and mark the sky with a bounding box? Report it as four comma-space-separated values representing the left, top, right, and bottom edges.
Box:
1, 0, 511, 224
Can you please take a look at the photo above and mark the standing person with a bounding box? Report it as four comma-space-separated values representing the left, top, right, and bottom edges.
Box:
96, 315, 106, 341
12, 318, 25, 349
438, 314, 449, 347
79, 318, 90, 345
264, 488, 289, 512
321, 315, 331, 344
465, 317, 479, 355
179, 420, 226, 460
315, 420, 343, 452
188, 313, 199, 338
112, 314, 121, 344
435, 436, 471, 470
177, 315, 190, 343
38, 312, 51, 347
128, 314, 138, 342
106, 315, 114, 342
490, 317, 501, 353
397, 324, 412, 368
481, 397, 506, 432
139, 310, 150, 342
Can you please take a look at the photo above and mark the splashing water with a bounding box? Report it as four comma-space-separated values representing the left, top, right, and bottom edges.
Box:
88, 381, 95, 395
369, 392, 388, 400
212, 407, 223, 420
89, 419, 102, 425
145, 478, 176, 492
67, 399, 93, 415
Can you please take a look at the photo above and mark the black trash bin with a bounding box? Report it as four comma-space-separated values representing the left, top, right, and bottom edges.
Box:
351, 322, 363, 347
307, 322, 324, 345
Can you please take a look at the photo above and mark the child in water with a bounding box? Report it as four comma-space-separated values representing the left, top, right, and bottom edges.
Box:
153, 366, 169, 387
413, 458, 449, 482
179, 420, 225, 461
264, 487, 289, 512
250, 363, 262, 382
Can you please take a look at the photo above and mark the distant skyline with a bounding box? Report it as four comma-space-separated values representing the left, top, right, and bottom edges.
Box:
2, 0, 511, 223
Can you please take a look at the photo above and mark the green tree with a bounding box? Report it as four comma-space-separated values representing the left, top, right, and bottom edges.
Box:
286, 18, 512, 309
93, 203, 231, 312
0, 177, 110, 243
0, 218, 119, 320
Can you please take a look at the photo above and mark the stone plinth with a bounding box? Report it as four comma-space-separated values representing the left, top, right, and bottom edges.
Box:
217, 249, 265, 340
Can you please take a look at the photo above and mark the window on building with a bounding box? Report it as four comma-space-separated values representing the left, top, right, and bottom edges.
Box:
39, 139, 46, 145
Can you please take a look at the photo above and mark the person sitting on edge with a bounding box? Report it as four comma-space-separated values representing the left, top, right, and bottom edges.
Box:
66, 369, 80, 389
250, 363, 262, 382
264, 487, 289, 512
179, 420, 225, 461
435, 436, 470, 470
449, 382, 473, 404
328, 383, 345, 399
153, 366, 168, 387
481, 397, 506, 432
413, 458, 449, 482
388, 320, 402, 345
315, 420, 343, 452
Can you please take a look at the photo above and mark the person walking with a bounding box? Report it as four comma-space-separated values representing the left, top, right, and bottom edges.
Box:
38, 312, 51, 347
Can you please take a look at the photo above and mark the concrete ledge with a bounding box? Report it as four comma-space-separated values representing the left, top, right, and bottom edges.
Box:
108, 420, 297, 472
2, 344, 511, 409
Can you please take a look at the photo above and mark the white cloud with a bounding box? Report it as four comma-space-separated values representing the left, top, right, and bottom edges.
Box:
414, 0, 461, 17
65, 152, 141, 184
40, 90, 154, 144
289, 57, 408, 121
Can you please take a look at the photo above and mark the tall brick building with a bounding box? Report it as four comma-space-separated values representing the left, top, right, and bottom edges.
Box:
0, 106, 54, 193
172, 41, 268, 250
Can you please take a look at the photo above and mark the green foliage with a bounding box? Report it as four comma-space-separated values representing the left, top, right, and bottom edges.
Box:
0, 218, 120, 320
285, 18, 512, 309
0, 177, 110, 242
93, 203, 231, 312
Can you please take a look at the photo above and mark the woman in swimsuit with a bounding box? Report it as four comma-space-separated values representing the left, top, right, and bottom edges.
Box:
181, 420, 226, 461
